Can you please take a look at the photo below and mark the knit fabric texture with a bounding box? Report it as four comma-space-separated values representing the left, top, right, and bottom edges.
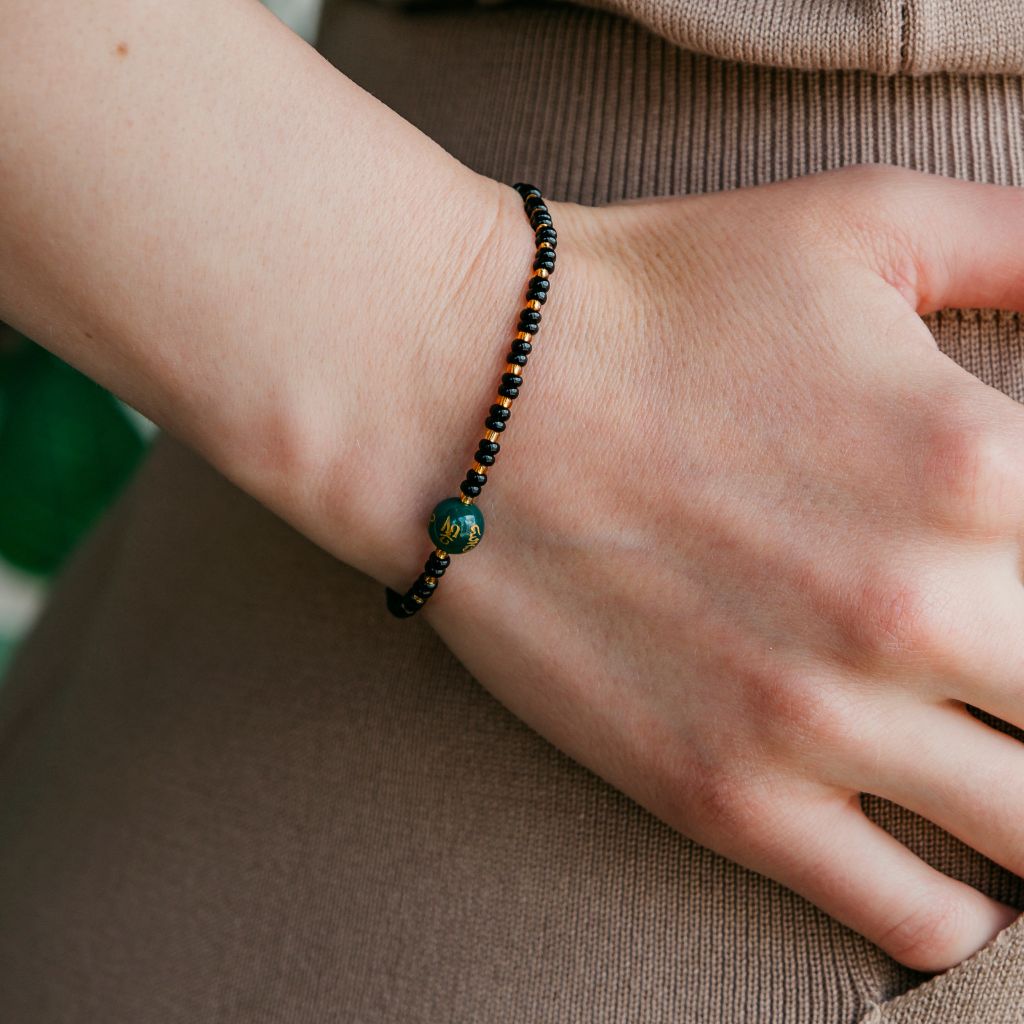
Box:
468, 0, 1024, 74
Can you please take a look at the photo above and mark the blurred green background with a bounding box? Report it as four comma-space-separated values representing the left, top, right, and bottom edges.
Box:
0, 0, 322, 679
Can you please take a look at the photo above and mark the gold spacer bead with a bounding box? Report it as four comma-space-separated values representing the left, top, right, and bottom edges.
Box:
534, 268, 550, 278
460, 494, 474, 505
514, 331, 533, 342
538, 241, 553, 250
505, 363, 521, 376
484, 429, 500, 443
497, 395, 513, 409
471, 462, 488, 475
434, 547, 447, 559
525, 299, 542, 311
425, 576, 437, 585
412, 594, 425, 604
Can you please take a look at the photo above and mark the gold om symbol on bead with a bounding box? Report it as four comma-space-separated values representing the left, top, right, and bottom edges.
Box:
439, 516, 461, 546
464, 523, 482, 550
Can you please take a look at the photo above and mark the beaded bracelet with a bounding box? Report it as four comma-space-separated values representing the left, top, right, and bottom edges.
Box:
385, 181, 557, 618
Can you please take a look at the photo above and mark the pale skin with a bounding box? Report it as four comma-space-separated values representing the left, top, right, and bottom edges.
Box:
5, 0, 1024, 976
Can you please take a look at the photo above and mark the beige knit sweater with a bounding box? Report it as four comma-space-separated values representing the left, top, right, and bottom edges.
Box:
562, 0, 1024, 74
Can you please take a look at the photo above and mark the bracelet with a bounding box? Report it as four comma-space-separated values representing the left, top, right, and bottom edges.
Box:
385, 181, 557, 619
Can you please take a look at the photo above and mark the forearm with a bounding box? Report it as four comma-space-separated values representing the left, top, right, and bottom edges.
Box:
0, 0, 550, 580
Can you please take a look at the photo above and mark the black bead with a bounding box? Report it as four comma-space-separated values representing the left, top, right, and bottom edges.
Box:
386, 587, 415, 618
517, 321, 539, 334
526, 289, 547, 304
501, 372, 523, 387
414, 582, 436, 599
529, 276, 550, 291
485, 417, 507, 432
507, 352, 528, 366
478, 439, 500, 455
520, 309, 541, 325
475, 450, 496, 466
536, 230, 557, 247
531, 215, 553, 229
466, 470, 487, 487
533, 258, 555, 272
524, 194, 546, 211
489, 404, 511, 421
511, 339, 533, 355
498, 385, 520, 400
460, 481, 481, 498
425, 556, 448, 577
535, 247, 556, 262
513, 182, 541, 198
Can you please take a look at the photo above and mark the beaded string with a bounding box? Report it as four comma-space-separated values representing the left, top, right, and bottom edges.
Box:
386, 182, 557, 618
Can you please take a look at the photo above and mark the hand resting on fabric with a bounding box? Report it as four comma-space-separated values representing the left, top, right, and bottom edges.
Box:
414, 166, 1024, 974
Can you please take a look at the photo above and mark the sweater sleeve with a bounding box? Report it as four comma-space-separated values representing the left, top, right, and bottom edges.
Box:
383, 0, 1024, 76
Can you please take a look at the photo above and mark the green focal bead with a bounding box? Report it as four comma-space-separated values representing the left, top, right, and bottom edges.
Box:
428, 497, 485, 554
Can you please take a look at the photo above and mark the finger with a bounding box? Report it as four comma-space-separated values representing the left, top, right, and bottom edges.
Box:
749, 785, 1018, 972
857, 698, 1024, 883
918, 549, 1024, 733
836, 166, 1024, 315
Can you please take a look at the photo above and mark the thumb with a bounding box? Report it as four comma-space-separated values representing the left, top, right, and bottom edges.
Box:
836, 165, 1024, 316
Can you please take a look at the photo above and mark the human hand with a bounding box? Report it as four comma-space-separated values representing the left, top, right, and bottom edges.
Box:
407, 166, 1024, 973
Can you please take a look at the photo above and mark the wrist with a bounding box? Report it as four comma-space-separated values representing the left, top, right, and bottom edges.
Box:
266, 172, 578, 589
310, 177, 615, 595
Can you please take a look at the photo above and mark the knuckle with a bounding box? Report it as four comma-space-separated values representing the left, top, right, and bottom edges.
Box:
742, 662, 859, 758
920, 411, 1020, 533
878, 891, 967, 970
688, 770, 771, 843
840, 564, 949, 667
